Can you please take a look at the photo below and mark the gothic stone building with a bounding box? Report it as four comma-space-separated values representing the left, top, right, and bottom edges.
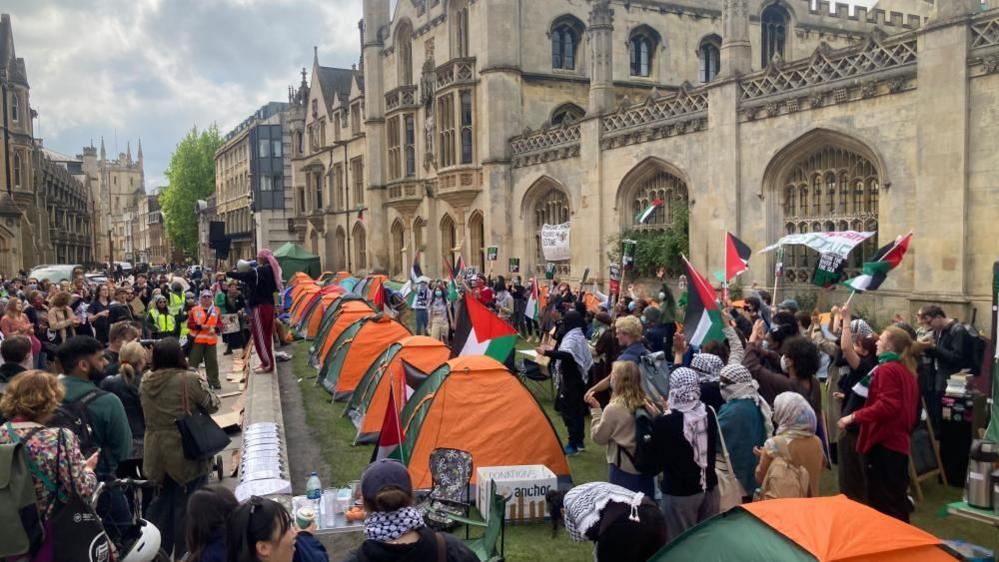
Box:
1, 14, 96, 272
295, 0, 999, 319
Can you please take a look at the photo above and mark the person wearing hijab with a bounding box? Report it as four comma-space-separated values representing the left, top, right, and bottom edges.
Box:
754, 392, 824, 498
227, 249, 283, 373
537, 310, 594, 456
651, 367, 719, 541
717, 364, 772, 502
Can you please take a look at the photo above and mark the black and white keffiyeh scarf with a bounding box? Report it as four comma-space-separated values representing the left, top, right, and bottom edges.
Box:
363, 506, 424, 542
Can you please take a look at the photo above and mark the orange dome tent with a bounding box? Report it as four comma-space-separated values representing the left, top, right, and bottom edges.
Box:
651, 495, 955, 562
398, 355, 571, 489
316, 315, 412, 400
345, 336, 451, 444
299, 287, 346, 339
313, 299, 378, 367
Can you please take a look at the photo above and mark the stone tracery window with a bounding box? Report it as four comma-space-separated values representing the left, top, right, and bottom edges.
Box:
551, 103, 585, 126
761, 5, 788, 67
390, 219, 405, 276
628, 169, 688, 231
397, 22, 414, 86
533, 185, 570, 275
469, 212, 485, 272
699, 35, 721, 83
440, 214, 457, 264
353, 223, 367, 271
551, 15, 584, 71
780, 145, 880, 282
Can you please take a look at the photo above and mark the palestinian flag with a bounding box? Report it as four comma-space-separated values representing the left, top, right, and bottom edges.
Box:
524, 277, 540, 323
373, 386, 404, 462
451, 292, 517, 365
682, 256, 725, 347
636, 199, 663, 224
725, 232, 752, 281
843, 232, 913, 293
401, 253, 424, 306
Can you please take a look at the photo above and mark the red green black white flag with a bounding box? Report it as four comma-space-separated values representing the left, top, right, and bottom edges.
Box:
843, 232, 913, 293
682, 256, 726, 347
373, 385, 404, 463
635, 199, 663, 224
451, 292, 517, 365
724, 232, 752, 281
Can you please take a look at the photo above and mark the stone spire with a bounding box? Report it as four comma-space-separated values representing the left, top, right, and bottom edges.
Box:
100, 136, 106, 161
137, 138, 143, 163
126, 141, 132, 163
720, 0, 752, 78
588, 0, 615, 114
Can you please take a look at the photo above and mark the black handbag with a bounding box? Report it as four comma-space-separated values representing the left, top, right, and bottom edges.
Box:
47, 430, 113, 562
175, 373, 230, 461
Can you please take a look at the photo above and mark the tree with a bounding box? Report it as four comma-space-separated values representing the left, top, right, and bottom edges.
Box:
160, 125, 222, 258
606, 207, 689, 278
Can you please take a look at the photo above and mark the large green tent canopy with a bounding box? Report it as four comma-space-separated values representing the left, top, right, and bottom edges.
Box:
273, 242, 321, 281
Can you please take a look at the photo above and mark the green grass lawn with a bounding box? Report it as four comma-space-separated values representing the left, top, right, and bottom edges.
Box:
291, 340, 998, 559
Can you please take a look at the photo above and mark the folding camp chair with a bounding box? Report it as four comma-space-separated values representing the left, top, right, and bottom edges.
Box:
447, 478, 509, 562
517, 358, 553, 400
421, 448, 474, 531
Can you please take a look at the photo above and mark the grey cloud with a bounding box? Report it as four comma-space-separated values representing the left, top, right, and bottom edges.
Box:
5, 0, 361, 190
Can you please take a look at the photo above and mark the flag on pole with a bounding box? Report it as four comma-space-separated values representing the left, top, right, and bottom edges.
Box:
725, 232, 752, 281
635, 199, 663, 224
451, 293, 517, 365
524, 277, 540, 323
682, 256, 726, 347
401, 252, 424, 306
373, 385, 404, 462
843, 232, 913, 293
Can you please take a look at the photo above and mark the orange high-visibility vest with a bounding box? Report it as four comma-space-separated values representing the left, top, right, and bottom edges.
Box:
190, 305, 220, 346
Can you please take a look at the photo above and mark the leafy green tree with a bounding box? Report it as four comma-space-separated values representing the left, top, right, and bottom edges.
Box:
160, 125, 222, 257
607, 207, 690, 277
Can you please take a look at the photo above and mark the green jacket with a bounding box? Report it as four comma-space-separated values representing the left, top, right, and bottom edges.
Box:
60, 375, 133, 478
140, 368, 221, 485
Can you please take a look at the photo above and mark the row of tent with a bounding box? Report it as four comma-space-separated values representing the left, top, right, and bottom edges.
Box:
286, 272, 961, 562
285, 272, 571, 490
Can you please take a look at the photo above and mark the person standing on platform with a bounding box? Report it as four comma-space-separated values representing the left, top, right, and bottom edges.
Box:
228, 249, 282, 373
188, 290, 222, 390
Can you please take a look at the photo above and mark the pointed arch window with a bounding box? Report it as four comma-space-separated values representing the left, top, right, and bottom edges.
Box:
397, 22, 414, 86
551, 16, 584, 71
761, 5, 788, 67
469, 213, 485, 272
778, 144, 880, 282
440, 214, 457, 264
335, 227, 347, 271
414, 217, 426, 252
451, 0, 470, 58
627, 168, 688, 231
551, 103, 585, 126
353, 223, 368, 272
390, 220, 405, 277
532, 185, 570, 275
699, 35, 721, 83
12, 153, 22, 189
629, 26, 660, 78
10, 93, 19, 122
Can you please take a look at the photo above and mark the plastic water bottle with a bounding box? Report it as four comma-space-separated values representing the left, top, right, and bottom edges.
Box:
306, 472, 322, 513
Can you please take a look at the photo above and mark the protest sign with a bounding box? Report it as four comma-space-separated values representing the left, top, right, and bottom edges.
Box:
609, 264, 621, 297
545, 262, 556, 280
221, 313, 240, 335
761, 231, 875, 259
812, 252, 846, 287
509, 258, 520, 273
487, 246, 499, 261
621, 239, 637, 270
541, 222, 571, 262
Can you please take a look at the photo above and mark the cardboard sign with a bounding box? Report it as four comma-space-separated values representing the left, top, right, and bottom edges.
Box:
487, 246, 499, 261
609, 264, 621, 297
509, 258, 520, 273
621, 239, 637, 270
221, 313, 240, 335
541, 223, 571, 262
812, 252, 846, 287
476, 465, 556, 522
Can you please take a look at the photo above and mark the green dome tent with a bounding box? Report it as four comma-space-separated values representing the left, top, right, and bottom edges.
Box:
273, 242, 321, 282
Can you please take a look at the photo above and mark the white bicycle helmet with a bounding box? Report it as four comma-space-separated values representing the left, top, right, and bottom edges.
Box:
119, 518, 162, 562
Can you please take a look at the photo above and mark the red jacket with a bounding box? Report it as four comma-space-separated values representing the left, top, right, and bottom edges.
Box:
852, 361, 919, 455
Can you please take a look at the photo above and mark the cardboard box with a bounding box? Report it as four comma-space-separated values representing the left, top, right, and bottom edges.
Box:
476, 465, 556, 522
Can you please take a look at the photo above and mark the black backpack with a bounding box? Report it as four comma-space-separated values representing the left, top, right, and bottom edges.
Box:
961, 323, 986, 376
48, 389, 104, 458
619, 408, 659, 476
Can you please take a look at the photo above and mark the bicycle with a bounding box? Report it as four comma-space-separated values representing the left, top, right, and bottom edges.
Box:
91, 478, 171, 562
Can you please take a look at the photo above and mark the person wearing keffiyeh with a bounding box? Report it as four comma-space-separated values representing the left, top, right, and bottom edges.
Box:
538, 310, 593, 456
717, 364, 772, 501
547, 482, 666, 562
651, 367, 719, 542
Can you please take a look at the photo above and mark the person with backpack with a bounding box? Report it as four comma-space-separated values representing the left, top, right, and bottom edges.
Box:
837, 326, 920, 522
53, 335, 133, 526
0, 369, 99, 559
342, 459, 477, 562
537, 310, 594, 456
583, 315, 648, 404
99, 341, 147, 480
586, 361, 655, 496
754, 392, 823, 499
918, 305, 973, 434
651, 367, 719, 542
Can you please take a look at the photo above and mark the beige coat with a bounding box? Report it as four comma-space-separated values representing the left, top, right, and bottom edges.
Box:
590, 401, 640, 474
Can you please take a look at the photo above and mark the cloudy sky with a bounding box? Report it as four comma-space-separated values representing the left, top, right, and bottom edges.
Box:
5, 0, 363, 190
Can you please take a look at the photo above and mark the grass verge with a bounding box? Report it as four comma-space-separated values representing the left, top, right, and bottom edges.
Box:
291, 340, 998, 558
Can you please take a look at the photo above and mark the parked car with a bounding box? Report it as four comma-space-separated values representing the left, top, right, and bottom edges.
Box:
29, 264, 82, 283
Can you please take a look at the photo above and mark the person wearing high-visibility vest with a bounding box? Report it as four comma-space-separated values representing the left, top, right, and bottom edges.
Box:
168, 282, 186, 338
187, 290, 222, 389
147, 294, 176, 339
